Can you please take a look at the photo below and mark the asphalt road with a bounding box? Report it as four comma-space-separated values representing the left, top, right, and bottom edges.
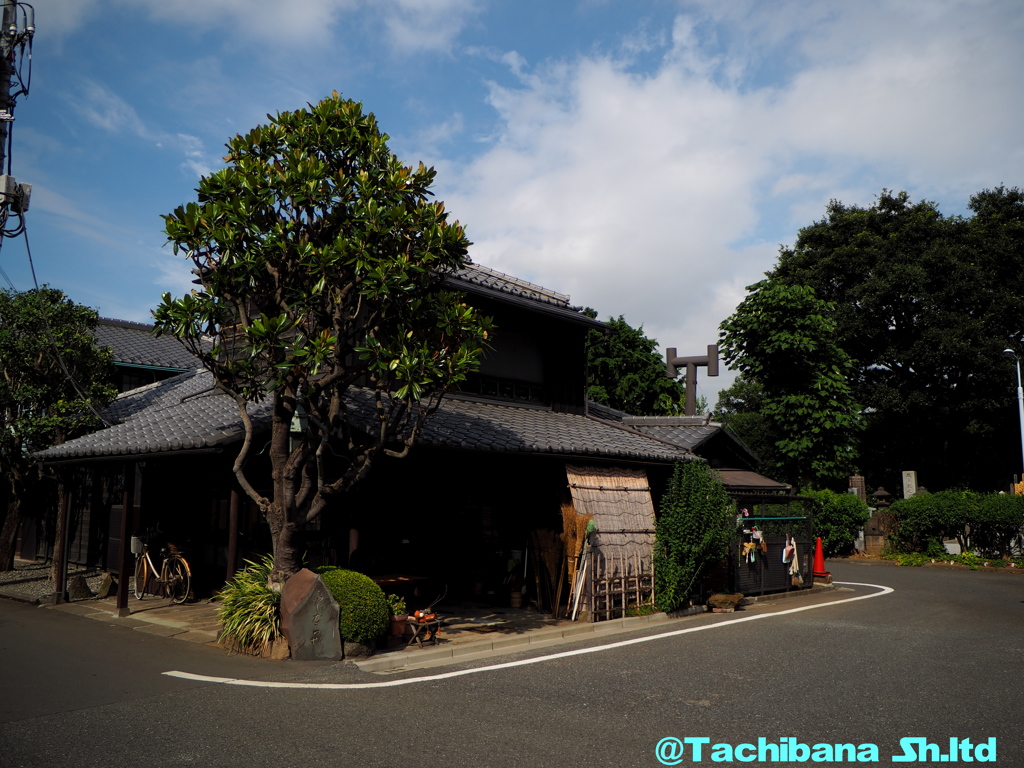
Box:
1, 561, 1022, 767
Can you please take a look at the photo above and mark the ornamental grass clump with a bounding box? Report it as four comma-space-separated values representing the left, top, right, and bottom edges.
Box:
215, 554, 281, 656
318, 567, 390, 644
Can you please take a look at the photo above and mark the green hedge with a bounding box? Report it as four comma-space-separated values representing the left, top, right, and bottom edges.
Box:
317, 567, 390, 644
887, 491, 1024, 557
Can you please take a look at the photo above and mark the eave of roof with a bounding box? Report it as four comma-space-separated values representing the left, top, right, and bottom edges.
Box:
34, 371, 693, 465
446, 264, 605, 330
94, 318, 201, 371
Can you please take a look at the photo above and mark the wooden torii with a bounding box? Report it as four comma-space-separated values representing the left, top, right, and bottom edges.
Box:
665, 344, 719, 416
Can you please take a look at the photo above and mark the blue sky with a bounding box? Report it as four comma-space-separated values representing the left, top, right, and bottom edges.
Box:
5, 0, 1024, 403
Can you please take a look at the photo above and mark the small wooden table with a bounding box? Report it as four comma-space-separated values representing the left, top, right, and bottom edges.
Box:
406, 618, 441, 648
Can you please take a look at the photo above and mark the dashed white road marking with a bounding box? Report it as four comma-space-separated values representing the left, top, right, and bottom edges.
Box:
164, 581, 893, 689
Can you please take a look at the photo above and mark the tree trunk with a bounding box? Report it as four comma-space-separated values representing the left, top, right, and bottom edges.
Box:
0, 495, 20, 572
50, 482, 71, 585
267, 391, 303, 582
272, 516, 301, 582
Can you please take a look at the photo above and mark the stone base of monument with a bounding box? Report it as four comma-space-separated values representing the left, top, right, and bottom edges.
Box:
342, 639, 375, 659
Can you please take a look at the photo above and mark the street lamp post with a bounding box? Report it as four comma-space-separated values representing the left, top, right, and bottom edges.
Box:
1003, 349, 1024, 479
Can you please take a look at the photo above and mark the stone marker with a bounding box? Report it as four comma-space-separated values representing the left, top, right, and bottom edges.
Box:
279, 569, 342, 661
68, 574, 95, 601
707, 593, 744, 612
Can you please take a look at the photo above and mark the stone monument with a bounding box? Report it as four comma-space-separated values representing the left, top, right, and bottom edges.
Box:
279, 569, 342, 661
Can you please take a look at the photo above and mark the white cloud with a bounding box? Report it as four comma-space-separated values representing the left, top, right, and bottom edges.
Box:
76, 80, 149, 137
432, 0, 1024, 404
119, 0, 359, 47
40, 0, 101, 40
114, 0, 483, 53
381, 0, 484, 55
68, 80, 218, 180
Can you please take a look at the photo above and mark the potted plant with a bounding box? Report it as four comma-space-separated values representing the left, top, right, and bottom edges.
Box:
387, 594, 409, 645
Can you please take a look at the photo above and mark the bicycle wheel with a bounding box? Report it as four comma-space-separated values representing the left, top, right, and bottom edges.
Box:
166, 556, 191, 604
133, 555, 148, 599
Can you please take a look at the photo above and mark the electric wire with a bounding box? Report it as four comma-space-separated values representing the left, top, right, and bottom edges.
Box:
0, 4, 108, 431
0, 232, 16, 289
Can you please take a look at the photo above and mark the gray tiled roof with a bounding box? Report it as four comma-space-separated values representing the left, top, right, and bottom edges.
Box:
94, 318, 200, 371
423, 395, 689, 460
586, 402, 722, 450
35, 371, 690, 464
34, 371, 271, 461
450, 263, 571, 308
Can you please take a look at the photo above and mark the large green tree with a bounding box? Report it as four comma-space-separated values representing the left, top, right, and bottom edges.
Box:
0, 287, 116, 571
719, 281, 863, 486
713, 375, 788, 483
154, 94, 492, 581
764, 187, 1024, 490
586, 315, 688, 415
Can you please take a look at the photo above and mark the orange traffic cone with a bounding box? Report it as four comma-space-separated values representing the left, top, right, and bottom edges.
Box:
812, 536, 831, 583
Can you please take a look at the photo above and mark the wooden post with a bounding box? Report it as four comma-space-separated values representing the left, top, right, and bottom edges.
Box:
115, 463, 137, 618
226, 486, 240, 584
51, 480, 71, 605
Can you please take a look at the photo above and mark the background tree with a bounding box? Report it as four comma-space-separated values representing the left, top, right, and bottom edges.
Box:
586, 314, 688, 415
762, 187, 1024, 491
719, 281, 863, 486
0, 287, 116, 571
653, 460, 735, 613
154, 94, 492, 582
713, 375, 787, 482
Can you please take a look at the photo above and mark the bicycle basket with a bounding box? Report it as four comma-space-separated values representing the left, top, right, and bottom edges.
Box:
130, 536, 143, 555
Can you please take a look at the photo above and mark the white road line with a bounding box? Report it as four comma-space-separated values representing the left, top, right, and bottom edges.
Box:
164, 580, 893, 689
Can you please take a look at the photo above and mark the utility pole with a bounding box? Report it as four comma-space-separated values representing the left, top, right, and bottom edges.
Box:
0, 0, 32, 217
0, 0, 15, 172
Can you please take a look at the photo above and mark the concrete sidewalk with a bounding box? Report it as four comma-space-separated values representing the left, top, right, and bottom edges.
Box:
44, 595, 223, 644
2, 558, 836, 670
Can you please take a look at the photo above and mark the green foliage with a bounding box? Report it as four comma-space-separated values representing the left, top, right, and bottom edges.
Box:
881, 551, 1024, 569
974, 493, 1024, 557
214, 555, 281, 655
654, 460, 735, 612
886, 490, 977, 554
586, 315, 687, 415
318, 567, 390, 644
886, 490, 1024, 557
719, 280, 863, 485
795, 488, 870, 557
0, 287, 117, 570
713, 376, 787, 483
764, 187, 1024, 490
386, 593, 407, 616
152, 93, 492, 577
0, 287, 117, 455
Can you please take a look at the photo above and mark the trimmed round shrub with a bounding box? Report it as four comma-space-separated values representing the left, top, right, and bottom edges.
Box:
318, 568, 389, 644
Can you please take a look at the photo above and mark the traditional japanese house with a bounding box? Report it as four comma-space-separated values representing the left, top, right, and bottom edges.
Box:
29, 263, 791, 615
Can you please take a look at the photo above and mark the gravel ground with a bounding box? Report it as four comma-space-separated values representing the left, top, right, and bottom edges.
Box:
0, 559, 108, 603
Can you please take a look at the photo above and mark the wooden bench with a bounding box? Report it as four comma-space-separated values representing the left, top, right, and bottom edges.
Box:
405, 618, 441, 648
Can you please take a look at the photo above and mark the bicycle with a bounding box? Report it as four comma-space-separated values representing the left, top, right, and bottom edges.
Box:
130, 533, 191, 604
